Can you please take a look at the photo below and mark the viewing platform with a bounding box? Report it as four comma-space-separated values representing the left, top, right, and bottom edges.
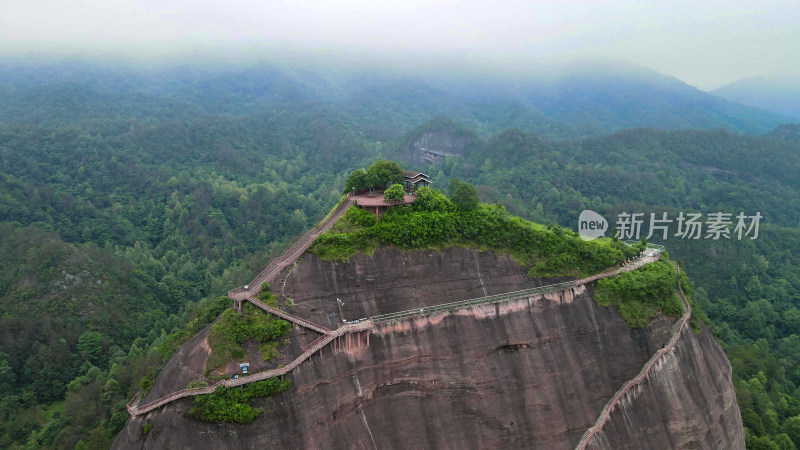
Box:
353, 191, 415, 218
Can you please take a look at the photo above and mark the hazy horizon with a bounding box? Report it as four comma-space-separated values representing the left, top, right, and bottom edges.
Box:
2, 0, 799, 90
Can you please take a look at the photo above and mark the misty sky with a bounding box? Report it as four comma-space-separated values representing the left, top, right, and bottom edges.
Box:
3, 0, 799, 89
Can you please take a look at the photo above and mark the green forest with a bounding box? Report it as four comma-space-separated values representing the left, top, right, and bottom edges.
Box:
1, 63, 800, 448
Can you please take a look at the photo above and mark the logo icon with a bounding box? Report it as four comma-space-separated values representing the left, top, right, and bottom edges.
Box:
578, 210, 608, 241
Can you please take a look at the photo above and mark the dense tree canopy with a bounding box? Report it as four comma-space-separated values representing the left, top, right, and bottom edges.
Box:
367, 160, 405, 189
448, 179, 480, 211
343, 160, 406, 193
344, 168, 370, 193
0, 97, 384, 448
1, 62, 800, 448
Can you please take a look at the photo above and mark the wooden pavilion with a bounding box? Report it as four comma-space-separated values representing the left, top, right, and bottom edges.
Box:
403, 170, 431, 191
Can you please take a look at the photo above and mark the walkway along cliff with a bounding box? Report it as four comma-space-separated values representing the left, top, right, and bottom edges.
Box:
576, 262, 690, 449
118, 200, 743, 449
126, 251, 659, 416
127, 256, 659, 416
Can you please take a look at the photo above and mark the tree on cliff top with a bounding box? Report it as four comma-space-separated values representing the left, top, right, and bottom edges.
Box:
344, 168, 370, 193
344, 160, 405, 193
384, 184, 405, 202
313, 186, 637, 277
449, 179, 479, 211
367, 160, 404, 189
413, 186, 452, 212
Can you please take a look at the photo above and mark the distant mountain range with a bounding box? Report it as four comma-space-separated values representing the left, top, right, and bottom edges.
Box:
0, 60, 793, 139
713, 75, 800, 120
3, 57, 800, 448
767, 123, 800, 142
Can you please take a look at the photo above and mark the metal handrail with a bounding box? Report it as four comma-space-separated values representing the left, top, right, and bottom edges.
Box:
370, 280, 577, 322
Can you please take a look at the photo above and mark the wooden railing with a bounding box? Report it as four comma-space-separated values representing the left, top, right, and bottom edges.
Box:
302, 332, 334, 352
229, 196, 354, 300
126, 320, 373, 416
369, 255, 659, 324
246, 296, 330, 335
130, 212, 666, 419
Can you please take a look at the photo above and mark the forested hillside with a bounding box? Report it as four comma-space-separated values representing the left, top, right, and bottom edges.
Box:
1, 62, 799, 448
0, 99, 377, 448
0, 61, 790, 139
401, 125, 800, 448
714, 76, 800, 120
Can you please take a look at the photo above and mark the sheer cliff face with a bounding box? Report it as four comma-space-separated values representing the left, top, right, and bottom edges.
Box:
586, 325, 744, 449
114, 248, 743, 449
404, 131, 473, 164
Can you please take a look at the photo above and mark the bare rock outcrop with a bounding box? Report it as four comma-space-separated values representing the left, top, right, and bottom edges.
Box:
585, 325, 744, 449
114, 247, 742, 449
403, 130, 473, 165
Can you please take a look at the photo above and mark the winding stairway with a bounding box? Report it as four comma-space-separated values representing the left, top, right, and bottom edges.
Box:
574, 262, 692, 449
126, 195, 675, 419
126, 252, 664, 416
228, 195, 354, 302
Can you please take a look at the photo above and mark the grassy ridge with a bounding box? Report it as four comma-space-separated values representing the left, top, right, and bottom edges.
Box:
312, 187, 638, 278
